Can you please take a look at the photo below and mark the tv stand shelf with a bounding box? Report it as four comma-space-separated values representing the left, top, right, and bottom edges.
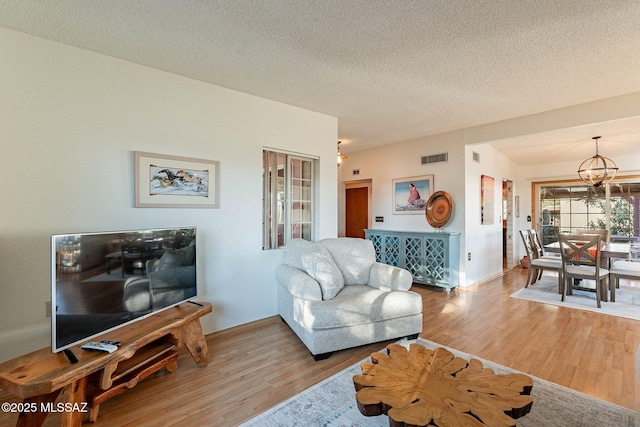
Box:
86, 335, 179, 422
0, 302, 211, 427
99, 335, 177, 388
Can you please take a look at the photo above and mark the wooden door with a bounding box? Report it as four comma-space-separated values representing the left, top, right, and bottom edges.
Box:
346, 187, 368, 238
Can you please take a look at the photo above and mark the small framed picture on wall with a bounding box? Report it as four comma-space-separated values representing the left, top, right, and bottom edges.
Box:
481, 174, 495, 224
134, 151, 220, 208
392, 175, 434, 215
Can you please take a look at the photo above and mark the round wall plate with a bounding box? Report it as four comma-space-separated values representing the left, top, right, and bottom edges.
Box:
425, 191, 453, 228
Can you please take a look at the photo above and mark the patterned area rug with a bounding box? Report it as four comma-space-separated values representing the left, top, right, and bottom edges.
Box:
241, 338, 640, 427
510, 275, 640, 320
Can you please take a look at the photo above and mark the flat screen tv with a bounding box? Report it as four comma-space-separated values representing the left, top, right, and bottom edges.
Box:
51, 226, 197, 355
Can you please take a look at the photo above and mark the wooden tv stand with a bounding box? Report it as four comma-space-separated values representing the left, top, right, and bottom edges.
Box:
0, 302, 211, 427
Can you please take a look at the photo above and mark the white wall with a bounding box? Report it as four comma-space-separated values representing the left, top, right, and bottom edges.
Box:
341, 143, 467, 234
0, 28, 338, 362
463, 144, 520, 284
340, 93, 640, 287
338, 136, 516, 286
338, 135, 469, 280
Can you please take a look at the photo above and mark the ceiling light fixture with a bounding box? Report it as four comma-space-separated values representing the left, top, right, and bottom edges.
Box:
577, 136, 618, 187
337, 141, 348, 166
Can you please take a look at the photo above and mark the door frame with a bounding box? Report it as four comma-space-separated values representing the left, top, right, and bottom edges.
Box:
345, 179, 372, 235
503, 179, 515, 270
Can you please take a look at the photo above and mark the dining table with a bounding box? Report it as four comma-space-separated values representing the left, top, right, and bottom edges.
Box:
544, 241, 636, 302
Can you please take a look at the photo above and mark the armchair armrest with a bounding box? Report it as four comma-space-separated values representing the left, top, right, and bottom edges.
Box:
368, 262, 413, 291
146, 258, 160, 273
122, 277, 152, 313
276, 264, 323, 301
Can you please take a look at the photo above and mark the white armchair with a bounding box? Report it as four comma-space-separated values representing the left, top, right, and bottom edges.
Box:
276, 238, 423, 360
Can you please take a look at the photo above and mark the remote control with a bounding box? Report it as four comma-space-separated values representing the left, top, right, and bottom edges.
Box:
81, 342, 119, 353
101, 340, 122, 347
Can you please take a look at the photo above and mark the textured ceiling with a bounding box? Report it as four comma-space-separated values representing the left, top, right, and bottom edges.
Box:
1, 0, 639, 164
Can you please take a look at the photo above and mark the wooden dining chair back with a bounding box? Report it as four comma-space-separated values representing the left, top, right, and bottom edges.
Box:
119, 238, 148, 278
519, 230, 563, 290
529, 229, 547, 258
558, 233, 609, 308
519, 230, 537, 287
576, 228, 610, 243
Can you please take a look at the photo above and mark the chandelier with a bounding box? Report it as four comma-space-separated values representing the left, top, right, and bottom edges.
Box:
577, 136, 618, 187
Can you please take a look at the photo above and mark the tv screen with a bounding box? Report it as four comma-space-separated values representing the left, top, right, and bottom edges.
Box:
51, 226, 197, 353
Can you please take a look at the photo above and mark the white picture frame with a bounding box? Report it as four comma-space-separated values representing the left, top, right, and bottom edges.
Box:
134, 151, 220, 208
392, 175, 434, 215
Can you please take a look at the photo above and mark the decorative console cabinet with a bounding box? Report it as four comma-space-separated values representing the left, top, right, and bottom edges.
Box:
365, 229, 460, 292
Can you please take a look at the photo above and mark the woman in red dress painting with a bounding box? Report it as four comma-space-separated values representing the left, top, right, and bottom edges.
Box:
408, 183, 421, 205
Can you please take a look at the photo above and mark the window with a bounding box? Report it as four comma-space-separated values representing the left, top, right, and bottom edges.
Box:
262, 149, 315, 250
535, 179, 640, 245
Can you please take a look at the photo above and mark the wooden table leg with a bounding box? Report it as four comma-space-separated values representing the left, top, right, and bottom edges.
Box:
99, 363, 119, 390
16, 377, 87, 427
182, 319, 209, 366
16, 389, 62, 427
59, 376, 87, 427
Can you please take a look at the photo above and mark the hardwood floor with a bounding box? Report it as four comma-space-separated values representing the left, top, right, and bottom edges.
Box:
1, 267, 638, 426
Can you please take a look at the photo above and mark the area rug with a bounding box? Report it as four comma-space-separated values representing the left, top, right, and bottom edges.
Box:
240, 338, 639, 427
510, 275, 640, 320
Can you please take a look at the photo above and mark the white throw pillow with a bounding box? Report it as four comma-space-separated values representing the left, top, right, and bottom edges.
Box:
301, 245, 344, 300
318, 238, 376, 285
282, 238, 314, 270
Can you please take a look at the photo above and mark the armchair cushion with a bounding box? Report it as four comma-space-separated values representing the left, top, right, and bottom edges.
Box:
156, 243, 195, 270
319, 238, 375, 285
300, 245, 344, 300
302, 285, 422, 330
282, 238, 315, 270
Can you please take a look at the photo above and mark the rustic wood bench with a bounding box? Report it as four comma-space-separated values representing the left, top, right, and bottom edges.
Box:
0, 302, 211, 427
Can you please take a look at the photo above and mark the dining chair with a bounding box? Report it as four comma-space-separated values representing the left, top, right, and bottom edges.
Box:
558, 233, 609, 308
609, 260, 640, 302
119, 238, 148, 278
519, 230, 563, 291
576, 228, 610, 243
529, 229, 555, 258
529, 228, 560, 281
576, 229, 616, 271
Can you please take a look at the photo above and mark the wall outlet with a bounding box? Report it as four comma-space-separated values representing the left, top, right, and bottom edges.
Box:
45, 301, 51, 318
468, 252, 471, 261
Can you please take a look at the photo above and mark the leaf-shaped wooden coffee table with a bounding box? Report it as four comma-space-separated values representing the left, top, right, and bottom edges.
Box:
353, 343, 533, 427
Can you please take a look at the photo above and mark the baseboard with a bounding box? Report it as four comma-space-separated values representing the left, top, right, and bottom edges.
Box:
465, 271, 506, 288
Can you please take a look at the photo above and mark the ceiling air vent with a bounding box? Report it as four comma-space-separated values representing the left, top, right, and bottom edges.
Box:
421, 152, 448, 165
